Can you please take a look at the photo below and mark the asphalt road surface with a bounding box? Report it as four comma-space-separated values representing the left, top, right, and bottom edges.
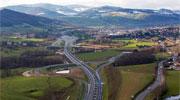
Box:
63, 36, 102, 100
135, 61, 165, 100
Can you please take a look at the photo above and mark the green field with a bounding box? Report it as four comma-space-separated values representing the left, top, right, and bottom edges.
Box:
88, 63, 98, 69
0, 36, 45, 42
76, 50, 120, 61
0, 67, 32, 77
101, 69, 109, 100
145, 70, 180, 99
0, 76, 73, 100
112, 39, 157, 50
10, 37, 45, 42
164, 70, 180, 97
124, 41, 156, 48
103, 63, 156, 100
0, 67, 85, 100
112, 39, 137, 43
0, 47, 48, 57
1, 25, 46, 34
155, 52, 171, 61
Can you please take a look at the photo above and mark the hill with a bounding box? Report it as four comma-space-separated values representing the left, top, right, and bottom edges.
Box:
5, 3, 90, 16
6, 5, 65, 19
2, 4, 180, 28
65, 6, 180, 27
0, 9, 72, 34
0, 9, 63, 27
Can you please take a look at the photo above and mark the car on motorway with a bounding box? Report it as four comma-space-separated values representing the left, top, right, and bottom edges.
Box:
147, 87, 151, 90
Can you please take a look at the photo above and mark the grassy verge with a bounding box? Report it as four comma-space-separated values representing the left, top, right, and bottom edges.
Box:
146, 70, 180, 99
102, 69, 109, 100
66, 80, 86, 100
103, 63, 156, 100
76, 49, 120, 61
88, 63, 98, 69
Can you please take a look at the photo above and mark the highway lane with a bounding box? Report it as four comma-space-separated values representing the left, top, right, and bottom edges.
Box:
135, 61, 165, 100
95, 51, 132, 80
63, 37, 134, 100
95, 52, 133, 100
64, 48, 95, 100
135, 41, 168, 100
63, 37, 102, 100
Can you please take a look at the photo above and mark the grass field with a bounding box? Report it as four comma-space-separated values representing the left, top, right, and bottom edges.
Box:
9, 37, 45, 42
164, 70, 180, 97
65, 80, 86, 100
0, 47, 47, 57
155, 52, 171, 61
0, 67, 32, 77
0, 76, 73, 100
103, 63, 156, 100
88, 63, 98, 69
101, 69, 109, 100
76, 50, 120, 61
124, 41, 156, 48
1, 67, 85, 100
112, 39, 157, 50
112, 39, 137, 43
145, 70, 180, 99
0, 36, 45, 42
145, 88, 160, 100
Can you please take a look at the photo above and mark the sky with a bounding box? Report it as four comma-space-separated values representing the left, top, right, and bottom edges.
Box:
0, 0, 180, 10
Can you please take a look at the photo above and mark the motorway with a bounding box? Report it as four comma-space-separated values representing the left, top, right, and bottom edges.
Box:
63, 36, 102, 100
135, 61, 165, 100
95, 52, 132, 82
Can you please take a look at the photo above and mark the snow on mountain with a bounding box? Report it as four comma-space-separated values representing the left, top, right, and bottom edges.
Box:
36, 12, 45, 15
73, 8, 87, 12
132, 11, 145, 14
66, 5, 91, 12
56, 10, 76, 15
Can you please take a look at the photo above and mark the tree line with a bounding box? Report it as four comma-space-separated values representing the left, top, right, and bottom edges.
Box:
0, 49, 63, 68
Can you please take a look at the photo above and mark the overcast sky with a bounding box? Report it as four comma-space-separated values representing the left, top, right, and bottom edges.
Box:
0, 0, 180, 10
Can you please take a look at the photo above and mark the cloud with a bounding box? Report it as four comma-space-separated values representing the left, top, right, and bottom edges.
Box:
0, 0, 180, 10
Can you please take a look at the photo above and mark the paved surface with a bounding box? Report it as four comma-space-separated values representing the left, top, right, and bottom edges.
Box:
95, 51, 132, 74
95, 51, 132, 95
135, 61, 165, 100
63, 36, 102, 100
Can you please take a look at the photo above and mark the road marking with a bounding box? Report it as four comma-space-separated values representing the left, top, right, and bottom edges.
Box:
66, 96, 70, 100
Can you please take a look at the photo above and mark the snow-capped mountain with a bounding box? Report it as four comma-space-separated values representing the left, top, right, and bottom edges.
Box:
5, 5, 66, 19
5, 3, 91, 16
78, 5, 180, 17
3, 4, 180, 28
66, 5, 91, 12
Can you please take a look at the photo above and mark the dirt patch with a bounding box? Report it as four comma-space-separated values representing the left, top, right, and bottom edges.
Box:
69, 68, 85, 79
22, 70, 48, 77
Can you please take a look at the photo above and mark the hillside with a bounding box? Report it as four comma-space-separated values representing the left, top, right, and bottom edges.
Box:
2, 4, 180, 28
65, 6, 180, 27
0, 9, 72, 34
5, 3, 90, 16
0, 9, 62, 27
6, 6, 65, 19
